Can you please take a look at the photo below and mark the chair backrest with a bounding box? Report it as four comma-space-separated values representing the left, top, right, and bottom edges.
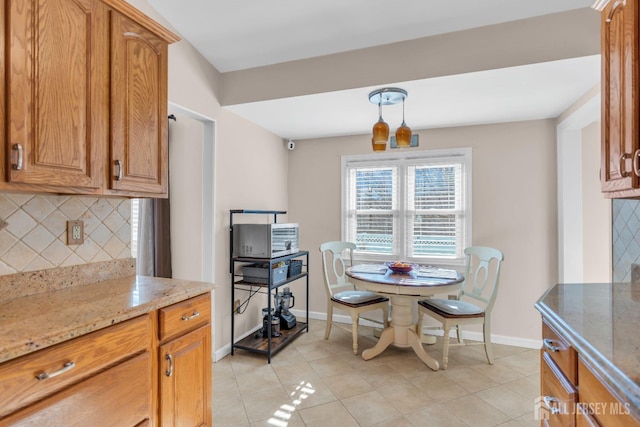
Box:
319, 241, 356, 298
460, 246, 504, 312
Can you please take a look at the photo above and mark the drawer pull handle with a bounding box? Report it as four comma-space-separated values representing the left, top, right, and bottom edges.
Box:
181, 311, 200, 321
36, 362, 76, 381
543, 338, 560, 352
542, 396, 561, 415
165, 354, 173, 377
12, 144, 23, 170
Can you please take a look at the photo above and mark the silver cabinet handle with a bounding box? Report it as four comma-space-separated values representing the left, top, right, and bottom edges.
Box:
114, 160, 123, 181
606, 0, 626, 23
36, 361, 76, 381
543, 338, 560, 352
542, 396, 561, 414
619, 153, 631, 177
181, 311, 200, 321
165, 354, 173, 377
633, 150, 640, 177
12, 144, 23, 170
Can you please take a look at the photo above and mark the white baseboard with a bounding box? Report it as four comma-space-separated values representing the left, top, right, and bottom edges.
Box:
214, 308, 541, 361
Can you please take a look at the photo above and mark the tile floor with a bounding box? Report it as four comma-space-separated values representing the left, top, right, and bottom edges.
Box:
213, 319, 541, 426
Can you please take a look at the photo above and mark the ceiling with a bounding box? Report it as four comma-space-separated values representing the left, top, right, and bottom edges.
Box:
149, 0, 600, 141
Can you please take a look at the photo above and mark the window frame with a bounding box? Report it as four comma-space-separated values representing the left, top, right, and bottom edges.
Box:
341, 147, 472, 267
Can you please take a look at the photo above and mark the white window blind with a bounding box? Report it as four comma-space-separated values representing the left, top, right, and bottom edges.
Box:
343, 149, 471, 265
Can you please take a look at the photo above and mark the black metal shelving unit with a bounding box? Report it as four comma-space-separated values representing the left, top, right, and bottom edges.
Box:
229, 210, 309, 363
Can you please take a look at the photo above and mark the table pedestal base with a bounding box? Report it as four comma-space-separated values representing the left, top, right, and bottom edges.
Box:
361, 294, 440, 371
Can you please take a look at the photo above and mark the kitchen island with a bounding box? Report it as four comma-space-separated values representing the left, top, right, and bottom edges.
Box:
0, 259, 215, 426
535, 283, 640, 426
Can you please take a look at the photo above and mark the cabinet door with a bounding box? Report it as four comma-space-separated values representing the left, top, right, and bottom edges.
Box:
159, 324, 211, 427
110, 11, 169, 196
5, 0, 107, 189
601, 0, 640, 193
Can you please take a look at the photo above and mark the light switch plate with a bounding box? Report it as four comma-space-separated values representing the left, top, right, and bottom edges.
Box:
67, 220, 84, 245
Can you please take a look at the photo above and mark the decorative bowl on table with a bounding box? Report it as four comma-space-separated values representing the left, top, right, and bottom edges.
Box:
385, 262, 415, 274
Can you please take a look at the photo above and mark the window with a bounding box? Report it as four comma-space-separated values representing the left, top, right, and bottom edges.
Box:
342, 148, 471, 266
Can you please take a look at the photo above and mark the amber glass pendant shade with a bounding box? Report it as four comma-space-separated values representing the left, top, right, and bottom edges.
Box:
372, 117, 389, 142
395, 121, 412, 147
372, 136, 386, 152
395, 96, 411, 147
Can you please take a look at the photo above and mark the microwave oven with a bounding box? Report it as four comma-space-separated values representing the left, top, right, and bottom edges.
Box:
233, 223, 299, 258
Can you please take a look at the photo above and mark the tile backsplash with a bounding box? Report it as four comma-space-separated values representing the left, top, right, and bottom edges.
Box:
0, 193, 132, 276
612, 198, 640, 282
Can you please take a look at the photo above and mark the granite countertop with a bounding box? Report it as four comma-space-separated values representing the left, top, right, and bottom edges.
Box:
0, 272, 215, 364
535, 283, 640, 419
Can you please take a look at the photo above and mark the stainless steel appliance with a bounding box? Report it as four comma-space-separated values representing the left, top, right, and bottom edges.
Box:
233, 223, 299, 258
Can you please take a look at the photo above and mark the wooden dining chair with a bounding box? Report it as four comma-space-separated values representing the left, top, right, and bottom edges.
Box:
319, 241, 389, 355
416, 246, 504, 369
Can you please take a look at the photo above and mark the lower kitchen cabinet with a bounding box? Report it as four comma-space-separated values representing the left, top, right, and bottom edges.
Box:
2, 352, 152, 426
159, 325, 211, 427
0, 292, 212, 426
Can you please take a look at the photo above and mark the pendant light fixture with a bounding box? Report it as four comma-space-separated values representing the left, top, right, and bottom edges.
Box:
368, 87, 412, 151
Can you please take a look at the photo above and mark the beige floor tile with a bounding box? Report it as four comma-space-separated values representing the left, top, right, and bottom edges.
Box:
372, 415, 418, 426
513, 411, 540, 426
342, 390, 403, 425
357, 361, 413, 388
282, 377, 338, 410
411, 373, 468, 403
441, 394, 511, 427
251, 409, 306, 426
298, 400, 360, 426
309, 355, 357, 377
475, 384, 536, 418
405, 403, 468, 427
379, 380, 435, 414
240, 386, 296, 423
236, 364, 283, 395
498, 350, 540, 376
502, 374, 540, 402
272, 360, 321, 386
470, 361, 526, 384
442, 366, 500, 393
212, 396, 250, 427
323, 372, 375, 399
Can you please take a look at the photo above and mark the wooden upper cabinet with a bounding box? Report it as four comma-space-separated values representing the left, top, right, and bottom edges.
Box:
1, 0, 179, 197
109, 10, 170, 197
601, 0, 640, 197
4, 0, 108, 190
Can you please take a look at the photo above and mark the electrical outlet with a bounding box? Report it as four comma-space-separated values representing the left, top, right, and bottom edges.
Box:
234, 299, 241, 314
67, 220, 84, 245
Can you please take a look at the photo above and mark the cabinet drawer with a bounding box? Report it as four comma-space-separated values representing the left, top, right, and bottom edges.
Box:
0, 314, 150, 418
578, 357, 640, 427
1, 351, 152, 426
576, 404, 599, 427
541, 352, 577, 427
542, 319, 577, 384
158, 293, 211, 342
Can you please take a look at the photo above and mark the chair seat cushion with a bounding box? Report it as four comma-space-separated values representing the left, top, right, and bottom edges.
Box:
332, 290, 388, 307
418, 298, 485, 318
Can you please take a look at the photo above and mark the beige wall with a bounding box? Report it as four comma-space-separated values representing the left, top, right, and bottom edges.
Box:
288, 120, 558, 344
582, 122, 612, 281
